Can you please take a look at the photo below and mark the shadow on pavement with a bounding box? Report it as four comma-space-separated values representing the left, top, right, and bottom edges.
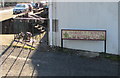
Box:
0, 40, 17, 57
30, 32, 119, 76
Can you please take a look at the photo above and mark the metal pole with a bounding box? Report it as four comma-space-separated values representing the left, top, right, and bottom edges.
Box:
61, 39, 63, 48
104, 40, 106, 53
104, 31, 107, 53
61, 30, 63, 48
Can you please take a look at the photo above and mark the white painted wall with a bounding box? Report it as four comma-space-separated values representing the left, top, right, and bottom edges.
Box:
49, 2, 119, 55
118, 2, 120, 55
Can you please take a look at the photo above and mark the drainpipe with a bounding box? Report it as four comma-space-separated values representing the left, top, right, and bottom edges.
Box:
2, 0, 4, 7
49, 0, 53, 46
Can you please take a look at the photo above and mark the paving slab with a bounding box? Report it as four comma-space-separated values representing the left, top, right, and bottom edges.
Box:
0, 46, 16, 64
19, 61, 34, 76
7, 49, 30, 76
0, 48, 22, 76
19, 49, 36, 77
0, 34, 14, 46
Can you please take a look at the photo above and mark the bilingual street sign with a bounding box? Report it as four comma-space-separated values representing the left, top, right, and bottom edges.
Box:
61, 29, 106, 52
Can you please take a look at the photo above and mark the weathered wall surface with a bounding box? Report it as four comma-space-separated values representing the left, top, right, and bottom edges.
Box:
118, 1, 120, 55
50, 2, 119, 54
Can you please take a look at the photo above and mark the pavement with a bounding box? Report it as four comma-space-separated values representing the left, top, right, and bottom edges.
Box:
31, 52, 119, 76
30, 33, 119, 76
0, 33, 119, 76
0, 32, 45, 48
0, 34, 14, 46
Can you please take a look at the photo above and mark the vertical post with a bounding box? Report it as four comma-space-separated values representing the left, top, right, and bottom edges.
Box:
104, 31, 106, 53
61, 39, 63, 48
61, 30, 63, 48
46, 28, 49, 45
104, 40, 106, 53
